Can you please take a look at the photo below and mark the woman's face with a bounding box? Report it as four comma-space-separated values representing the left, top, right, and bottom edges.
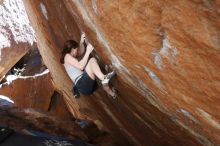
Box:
70, 48, 78, 57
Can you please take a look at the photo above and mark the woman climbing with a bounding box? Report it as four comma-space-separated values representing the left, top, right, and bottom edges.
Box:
60, 33, 117, 99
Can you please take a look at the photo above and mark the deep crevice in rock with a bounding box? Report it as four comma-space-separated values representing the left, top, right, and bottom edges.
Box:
8, 48, 46, 76
0, 47, 47, 85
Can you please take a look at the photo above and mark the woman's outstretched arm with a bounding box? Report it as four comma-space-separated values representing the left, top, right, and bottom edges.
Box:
78, 33, 87, 57
78, 44, 94, 69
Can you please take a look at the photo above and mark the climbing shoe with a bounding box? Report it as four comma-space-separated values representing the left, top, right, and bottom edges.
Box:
101, 71, 116, 86
111, 87, 118, 99
72, 86, 80, 99
106, 87, 118, 99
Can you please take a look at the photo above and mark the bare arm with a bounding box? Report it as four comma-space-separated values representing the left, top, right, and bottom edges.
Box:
78, 33, 87, 57
78, 48, 91, 70
78, 39, 85, 57
65, 44, 94, 70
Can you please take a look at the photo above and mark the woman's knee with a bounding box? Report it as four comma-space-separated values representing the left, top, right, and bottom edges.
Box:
89, 57, 97, 64
86, 57, 97, 70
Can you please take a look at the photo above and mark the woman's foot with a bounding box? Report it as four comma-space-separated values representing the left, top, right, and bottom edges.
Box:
80, 32, 89, 45
102, 85, 118, 99
101, 71, 116, 86
109, 87, 117, 99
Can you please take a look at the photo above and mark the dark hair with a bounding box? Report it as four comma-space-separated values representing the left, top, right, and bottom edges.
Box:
60, 40, 79, 64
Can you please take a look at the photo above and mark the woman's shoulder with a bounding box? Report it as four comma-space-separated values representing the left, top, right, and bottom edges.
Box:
64, 53, 73, 60
65, 53, 71, 57
64, 53, 70, 63
64, 53, 77, 63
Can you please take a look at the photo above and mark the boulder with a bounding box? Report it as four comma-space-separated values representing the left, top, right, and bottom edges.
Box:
22, 0, 220, 145
0, 0, 36, 80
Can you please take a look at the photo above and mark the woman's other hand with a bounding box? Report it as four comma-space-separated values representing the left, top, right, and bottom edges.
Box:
80, 32, 86, 43
87, 43, 94, 54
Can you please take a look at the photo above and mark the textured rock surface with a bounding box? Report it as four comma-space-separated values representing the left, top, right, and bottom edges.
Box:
0, 103, 88, 140
21, 0, 220, 146
0, 0, 36, 80
0, 70, 53, 110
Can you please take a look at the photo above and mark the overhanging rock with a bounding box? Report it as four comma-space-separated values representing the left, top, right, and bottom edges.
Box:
23, 0, 220, 146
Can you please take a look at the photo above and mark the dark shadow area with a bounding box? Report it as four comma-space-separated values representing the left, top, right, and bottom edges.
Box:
0, 47, 47, 84
9, 48, 47, 76
0, 126, 94, 146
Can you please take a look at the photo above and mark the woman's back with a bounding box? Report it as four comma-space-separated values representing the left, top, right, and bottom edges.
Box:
63, 63, 83, 82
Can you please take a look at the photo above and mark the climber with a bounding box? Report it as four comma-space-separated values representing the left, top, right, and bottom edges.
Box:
60, 33, 117, 99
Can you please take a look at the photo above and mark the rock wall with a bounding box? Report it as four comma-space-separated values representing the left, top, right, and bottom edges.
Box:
0, 102, 88, 140
0, 0, 36, 80
0, 70, 53, 110
22, 0, 220, 146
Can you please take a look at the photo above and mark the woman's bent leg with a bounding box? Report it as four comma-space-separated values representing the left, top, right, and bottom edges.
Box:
85, 57, 105, 80
85, 57, 117, 98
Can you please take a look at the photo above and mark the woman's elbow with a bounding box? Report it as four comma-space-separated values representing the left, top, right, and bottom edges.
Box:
80, 67, 84, 71
79, 65, 84, 71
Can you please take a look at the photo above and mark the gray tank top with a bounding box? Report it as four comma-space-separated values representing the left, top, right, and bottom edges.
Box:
64, 64, 83, 82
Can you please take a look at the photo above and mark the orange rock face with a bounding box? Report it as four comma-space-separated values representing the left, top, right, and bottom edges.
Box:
0, 70, 53, 110
22, 0, 220, 146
